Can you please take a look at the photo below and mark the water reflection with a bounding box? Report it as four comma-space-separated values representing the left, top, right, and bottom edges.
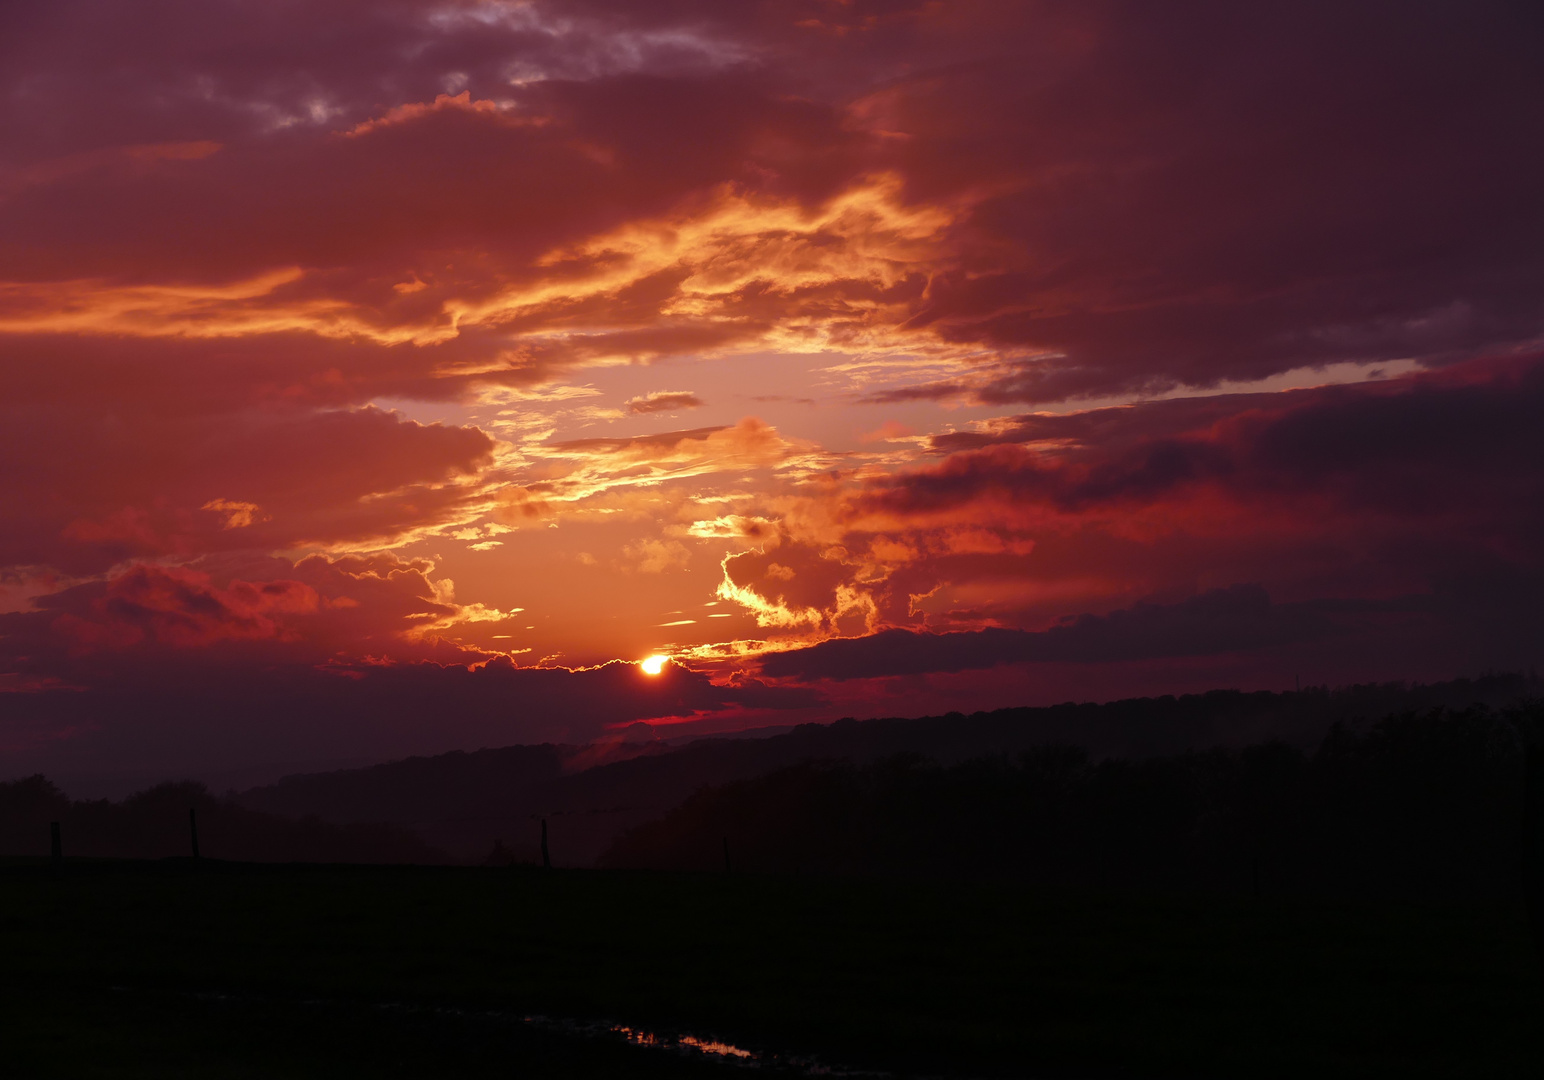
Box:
679, 1033, 756, 1059
612, 1024, 754, 1059
524, 1013, 888, 1075
121, 984, 892, 1076
611, 1025, 750, 1063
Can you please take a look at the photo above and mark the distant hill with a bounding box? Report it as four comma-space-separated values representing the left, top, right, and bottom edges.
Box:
0, 776, 445, 864
232, 674, 1541, 864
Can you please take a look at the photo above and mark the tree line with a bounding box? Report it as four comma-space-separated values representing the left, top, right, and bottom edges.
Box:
602, 704, 1544, 902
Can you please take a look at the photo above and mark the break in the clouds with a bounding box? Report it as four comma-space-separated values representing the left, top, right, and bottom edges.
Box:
1, 0, 1541, 781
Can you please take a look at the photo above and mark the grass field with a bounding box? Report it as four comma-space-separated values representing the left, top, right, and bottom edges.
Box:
1, 859, 1540, 1077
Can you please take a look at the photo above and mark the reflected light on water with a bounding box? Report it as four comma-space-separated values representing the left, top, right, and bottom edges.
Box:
613, 1025, 754, 1059
680, 1034, 755, 1059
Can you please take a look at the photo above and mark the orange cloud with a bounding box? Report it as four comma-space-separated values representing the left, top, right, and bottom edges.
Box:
495, 417, 804, 520
0, 268, 469, 346
343, 92, 533, 138
448, 173, 964, 364
0, 168, 971, 384
685, 515, 781, 542
201, 499, 264, 529
715, 538, 879, 636
626, 390, 705, 414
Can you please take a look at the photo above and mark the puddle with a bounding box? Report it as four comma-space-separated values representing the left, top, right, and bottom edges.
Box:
679, 1033, 757, 1059
123, 985, 897, 1076
613, 1024, 753, 1058
517, 1012, 890, 1075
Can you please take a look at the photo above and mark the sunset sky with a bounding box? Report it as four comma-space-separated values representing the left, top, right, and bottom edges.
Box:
3, 1, 1542, 788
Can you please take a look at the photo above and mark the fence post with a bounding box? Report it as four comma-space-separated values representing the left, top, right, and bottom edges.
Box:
1525, 744, 1544, 977
50, 821, 61, 863
541, 817, 551, 870
189, 807, 201, 860
723, 836, 732, 874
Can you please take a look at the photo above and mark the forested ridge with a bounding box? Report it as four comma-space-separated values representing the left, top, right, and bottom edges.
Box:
603, 702, 1544, 902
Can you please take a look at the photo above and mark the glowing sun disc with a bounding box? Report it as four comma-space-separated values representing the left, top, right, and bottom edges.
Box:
640, 654, 669, 675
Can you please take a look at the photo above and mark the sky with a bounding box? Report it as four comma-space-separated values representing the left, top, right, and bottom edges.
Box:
2, 0, 1542, 789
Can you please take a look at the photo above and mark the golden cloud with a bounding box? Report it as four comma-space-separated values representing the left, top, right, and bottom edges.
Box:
684, 514, 781, 542
201, 498, 265, 529
494, 417, 804, 521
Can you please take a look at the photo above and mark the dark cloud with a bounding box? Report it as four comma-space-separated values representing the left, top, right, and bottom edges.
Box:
909, 2, 1544, 401
759, 584, 1337, 680
852, 355, 1544, 529
52, 565, 319, 651
745, 356, 1544, 677
2, 553, 465, 682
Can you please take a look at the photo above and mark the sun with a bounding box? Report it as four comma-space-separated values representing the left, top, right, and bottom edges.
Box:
640, 654, 669, 676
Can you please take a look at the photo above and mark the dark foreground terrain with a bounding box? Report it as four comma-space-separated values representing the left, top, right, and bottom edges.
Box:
1, 859, 1539, 1078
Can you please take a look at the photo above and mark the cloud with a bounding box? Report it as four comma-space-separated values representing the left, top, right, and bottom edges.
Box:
625, 390, 705, 414
343, 91, 522, 138
1, 2, 1539, 408
685, 515, 780, 542
0, 51, 890, 369
622, 537, 690, 573
843, 356, 1544, 530
51, 565, 319, 652
544, 424, 738, 459
758, 585, 1336, 680
0, 399, 498, 574
201, 499, 264, 529
495, 417, 802, 518
715, 534, 880, 635
1, 551, 521, 688
686, 357, 1544, 674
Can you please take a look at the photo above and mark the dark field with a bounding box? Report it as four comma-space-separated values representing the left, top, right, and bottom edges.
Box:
1, 860, 1540, 1078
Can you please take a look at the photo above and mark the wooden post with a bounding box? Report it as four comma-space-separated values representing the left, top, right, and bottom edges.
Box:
1525, 745, 1544, 977
722, 836, 732, 874
50, 821, 61, 863
189, 807, 201, 860
541, 817, 551, 870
